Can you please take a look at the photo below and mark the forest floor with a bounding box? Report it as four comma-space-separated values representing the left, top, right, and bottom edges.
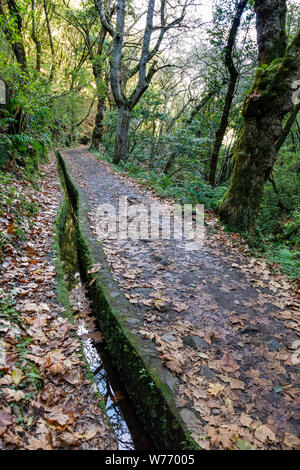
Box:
0, 158, 117, 450
61, 147, 300, 451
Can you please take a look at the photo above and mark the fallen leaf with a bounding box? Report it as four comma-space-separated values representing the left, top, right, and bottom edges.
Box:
88, 264, 101, 274
85, 427, 98, 441
58, 432, 80, 447
208, 383, 225, 397
2, 430, 22, 446
11, 368, 24, 385
283, 432, 300, 449
0, 375, 12, 386
254, 424, 277, 443
27, 432, 53, 450
46, 410, 75, 430
172, 302, 190, 312
0, 410, 13, 435
240, 413, 253, 428
2, 388, 26, 402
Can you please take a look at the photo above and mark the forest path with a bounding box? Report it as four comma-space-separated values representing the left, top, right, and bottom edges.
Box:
62, 147, 300, 450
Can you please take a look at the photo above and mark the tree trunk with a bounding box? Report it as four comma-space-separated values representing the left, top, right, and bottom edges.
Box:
208, 0, 248, 187
114, 105, 131, 164
31, 0, 41, 72
43, 0, 56, 82
91, 96, 106, 150
255, 0, 287, 66
208, 76, 237, 186
105, 62, 116, 110
11, 43, 27, 71
90, 65, 106, 150
219, 29, 300, 232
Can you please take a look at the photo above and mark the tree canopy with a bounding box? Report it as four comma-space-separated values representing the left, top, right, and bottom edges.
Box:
0, 0, 299, 275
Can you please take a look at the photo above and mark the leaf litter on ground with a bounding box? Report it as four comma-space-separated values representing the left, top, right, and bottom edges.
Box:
0, 157, 116, 450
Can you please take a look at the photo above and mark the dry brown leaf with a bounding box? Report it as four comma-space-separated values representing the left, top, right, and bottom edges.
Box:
2, 430, 22, 446
254, 424, 277, 443
82, 331, 104, 342
229, 378, 245, 390
139, 329, 156, 341
26, 432, 53, 450
218, 374, 245, 390
40, 384, 66, 406
46, 410, 76, 430
206, 426, 234, 449
64, 370, 82, 385
27, 326, 48, 344
58, 431, 80, 447
0, 410, 13, 435
172, 302, 190, 312
0, 375, 13, 386
161, 355, 183, 375
85, 427, 99, 441
283, 432, 300, 449
207, 383, 225, 397
2, 388, 26, 402
42, 350, 67, 376
88, 264, 101, 274
240, 413, 253, 428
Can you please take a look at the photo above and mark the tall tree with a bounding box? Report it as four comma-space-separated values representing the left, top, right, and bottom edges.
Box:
43, 0, 56, 82
0, 0, 27, 71
208, 0, 248, 187
95, 0, 193, 164
56, 1, 112, 150
31, 0, 41, 72
219, 0, 300, 231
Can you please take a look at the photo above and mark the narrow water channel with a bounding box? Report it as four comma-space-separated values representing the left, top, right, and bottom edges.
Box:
58, 199, 152, 450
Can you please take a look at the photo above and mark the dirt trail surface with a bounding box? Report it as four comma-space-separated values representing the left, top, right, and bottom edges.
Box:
0, 158, 117, 450
62, 147, 300, 450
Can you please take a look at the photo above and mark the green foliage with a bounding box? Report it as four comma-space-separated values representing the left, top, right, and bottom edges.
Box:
238, 147, 300, 279
258, 149, 300, 246
281, 210, 300, 248
268, 246, 300, 279
0, 58, 52, 171
119, 155, 228, 209
0, 142, 10, 166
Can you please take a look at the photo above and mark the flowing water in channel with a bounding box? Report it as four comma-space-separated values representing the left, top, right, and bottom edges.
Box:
59, 200, 151, 450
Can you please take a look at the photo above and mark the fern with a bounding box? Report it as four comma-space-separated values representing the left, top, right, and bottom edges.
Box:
0, 144, 10, 167
0, 117, 17, 128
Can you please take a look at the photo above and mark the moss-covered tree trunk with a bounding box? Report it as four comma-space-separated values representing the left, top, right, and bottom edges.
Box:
219, 1, 299, 232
